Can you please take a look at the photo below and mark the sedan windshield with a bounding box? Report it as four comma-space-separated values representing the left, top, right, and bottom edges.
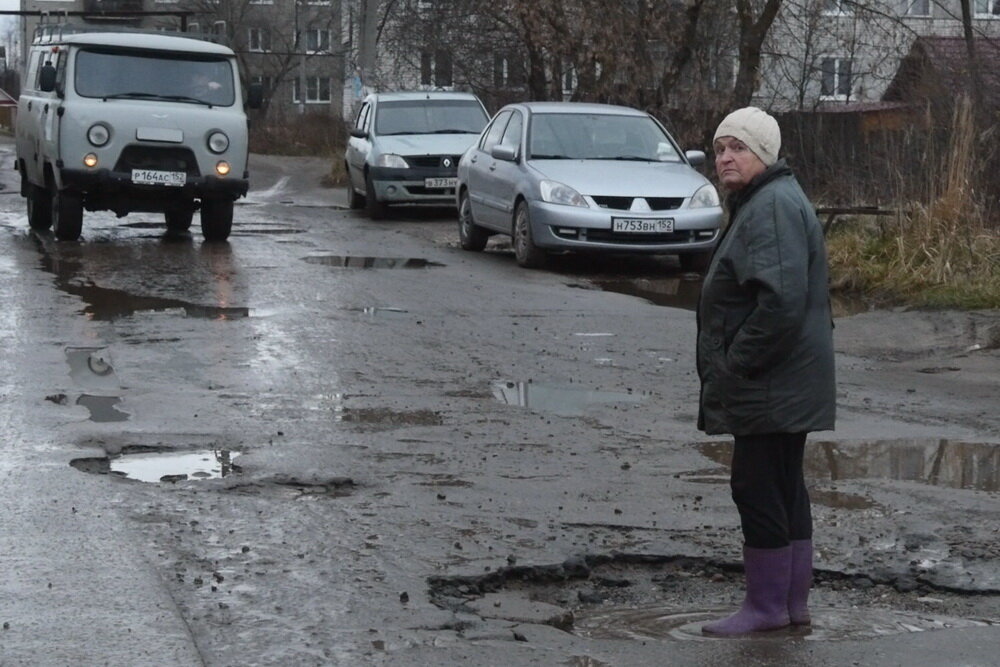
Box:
529, 113, 682, 162
75, 48, 236, 107
375, 100, 488, 136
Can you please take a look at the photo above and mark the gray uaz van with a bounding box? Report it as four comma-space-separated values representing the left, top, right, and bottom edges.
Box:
16, 26, 261, 241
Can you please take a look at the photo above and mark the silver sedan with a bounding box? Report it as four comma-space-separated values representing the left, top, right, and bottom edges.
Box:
456, 102, 723, 269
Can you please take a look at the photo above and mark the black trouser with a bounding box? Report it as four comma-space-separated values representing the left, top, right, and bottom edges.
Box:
730, 432, 812, 549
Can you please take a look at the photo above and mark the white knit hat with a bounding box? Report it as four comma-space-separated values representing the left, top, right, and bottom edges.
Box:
713, 107, 781, 166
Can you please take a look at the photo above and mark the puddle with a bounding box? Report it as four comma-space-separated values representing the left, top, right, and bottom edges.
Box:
303, 255, 443, 269
590, 276, 702, 311
698, 439, 1000, 492
336, 407, 443, 427
574, 604, 993, 642
66, 347, 120, 390
492, 381, 648, 417
76, 394, 129, 422
71, 448, 241, 483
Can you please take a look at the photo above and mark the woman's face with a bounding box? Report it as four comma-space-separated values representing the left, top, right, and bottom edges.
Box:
713, 136, 767, 191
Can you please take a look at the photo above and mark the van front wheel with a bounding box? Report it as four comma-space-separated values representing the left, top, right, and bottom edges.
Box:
201, 199, 233, 242
27, 184, 53, 231
52, 190, 83, 241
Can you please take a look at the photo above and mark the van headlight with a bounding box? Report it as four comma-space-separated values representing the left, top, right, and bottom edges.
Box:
207, 131, 229, 154
539, 180, 587, 207
87, 123, 110, 147
375, 153, 408, 168
689, 183, 720, 208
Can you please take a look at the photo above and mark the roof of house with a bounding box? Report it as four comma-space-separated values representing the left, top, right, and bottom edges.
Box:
883, 36, 1000, 105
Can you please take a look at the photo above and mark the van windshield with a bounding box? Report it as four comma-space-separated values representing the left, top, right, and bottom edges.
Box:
375, 100, 488, 136
75, 48, 236, 107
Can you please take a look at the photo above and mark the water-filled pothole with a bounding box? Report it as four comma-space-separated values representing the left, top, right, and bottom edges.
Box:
573, 605, 993, 642
589, 275, 702, 311
71, 448, 241, 483
76, 394, 130, 422
699, 439, 1000, 492
303, 255, 443, 269
492, 381, 648, 417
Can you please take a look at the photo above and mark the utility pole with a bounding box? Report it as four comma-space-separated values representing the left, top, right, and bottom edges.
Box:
357, 0, 377, 94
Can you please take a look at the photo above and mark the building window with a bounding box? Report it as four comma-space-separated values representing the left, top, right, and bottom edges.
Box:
249, 0, 273, 5
493, 54, 524, 88
822, 0, 852, 15
212, 21, 226, 37
562, 64, 576, 97
820, 57, 853, 99
305, 29, 331, 53
248, 27, 270, 52
292, 76, 331, 103
420, 50, 453, 88
904, 0, 930, 16
251, 75, 272, 94
974, 0, 1000, 16
188, 22, 200, 33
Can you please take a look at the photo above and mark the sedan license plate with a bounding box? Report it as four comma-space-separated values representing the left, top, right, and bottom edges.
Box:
132, 169, 186, 187
612, 217, 674, 233
424, 177, 457, 188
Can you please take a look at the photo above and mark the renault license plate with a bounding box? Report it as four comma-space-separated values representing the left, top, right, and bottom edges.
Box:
424, 177, 457, 188
132, 169, 186, 187
612, 217, 674, 233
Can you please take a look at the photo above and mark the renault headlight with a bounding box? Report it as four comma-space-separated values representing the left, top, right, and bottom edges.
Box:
375, 154, 408, 168
689, 183, 721, 208
539, 180, 587, 207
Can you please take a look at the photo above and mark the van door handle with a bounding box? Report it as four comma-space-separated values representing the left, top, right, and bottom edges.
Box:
489, 162, 497, 171
27, 101, 32, 111
43, 104, 49, 113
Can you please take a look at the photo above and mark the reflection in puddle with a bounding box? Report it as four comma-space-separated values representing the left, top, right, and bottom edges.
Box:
699, 439, 1000, 492
303, 255, 443, 269
76, 394, 129, 422
574, 605, 993, 642
65, 347, 119, 390
51, 279, 249, 320
591, 276, 702, 311
492, 381, 648, 417
71, 449, 241, 483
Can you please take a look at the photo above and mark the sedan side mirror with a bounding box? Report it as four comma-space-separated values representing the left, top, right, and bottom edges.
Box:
491, 144, 517, 162
349, 127, 369, 139
685, 150, 706, 167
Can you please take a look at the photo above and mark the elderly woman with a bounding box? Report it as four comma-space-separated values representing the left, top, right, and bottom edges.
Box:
697, 107, 836, 635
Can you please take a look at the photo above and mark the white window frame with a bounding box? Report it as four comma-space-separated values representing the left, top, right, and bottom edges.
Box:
212, 20, 226, 36
292, 76, 332, 104
249, 0, 273, 4
248, 27, 270, 52
820, 56, 853, 100
904, 0, 931, 17
974, 0, 1000, 17
823, 0, 852, 15
304, 28, 331, 54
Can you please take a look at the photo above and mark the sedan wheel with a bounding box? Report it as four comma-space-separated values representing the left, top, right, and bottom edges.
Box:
513, 201, 546, 269
365, 171, 388, 220
347, 164, 365, 209
458, 190, 489, 251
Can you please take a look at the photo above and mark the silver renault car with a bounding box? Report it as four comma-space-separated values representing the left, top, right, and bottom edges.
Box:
455, 102, 723, 269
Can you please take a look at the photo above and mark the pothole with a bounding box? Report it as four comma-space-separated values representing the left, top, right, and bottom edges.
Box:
336, 407, 443, 428
589, 275, 702, 311
492, 380, 648, 417
303, 255, 443, 269
76, 394, 130, 422
71, 447, 242, 483
699, 439, 1000, 492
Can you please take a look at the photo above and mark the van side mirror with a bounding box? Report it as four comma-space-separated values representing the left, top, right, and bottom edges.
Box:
246, 83, 263, 110
349, 127, 368, 139
39, 64, 57, 93
685, 150, 706, 167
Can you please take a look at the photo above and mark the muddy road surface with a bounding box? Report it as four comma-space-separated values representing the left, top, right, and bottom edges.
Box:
0, 137, 998, 666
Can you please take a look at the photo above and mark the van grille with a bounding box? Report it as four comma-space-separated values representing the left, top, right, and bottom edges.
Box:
113, 146, 201, 176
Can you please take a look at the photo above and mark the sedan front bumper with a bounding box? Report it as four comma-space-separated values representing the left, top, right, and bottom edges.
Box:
527, 199, 723, 254
369, 166, 458, 205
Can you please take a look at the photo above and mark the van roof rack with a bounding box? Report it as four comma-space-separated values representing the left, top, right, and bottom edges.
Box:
30, 14, 198, 45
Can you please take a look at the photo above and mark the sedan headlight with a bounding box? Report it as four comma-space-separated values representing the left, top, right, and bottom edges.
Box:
87, 123, 110, 147
207, 131, 230, 154
689, 183, 721, 208
375, 153, 409, 168
539, 180, 587, 207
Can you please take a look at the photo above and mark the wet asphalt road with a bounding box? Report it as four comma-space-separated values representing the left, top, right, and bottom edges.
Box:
0, 135, 998, 666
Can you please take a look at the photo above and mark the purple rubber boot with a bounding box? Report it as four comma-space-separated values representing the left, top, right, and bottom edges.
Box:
789, 539, 813, 625
702, 545, 792, 635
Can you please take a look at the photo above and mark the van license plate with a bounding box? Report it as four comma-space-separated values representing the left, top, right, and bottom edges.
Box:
132, 169, 186, 187
612, 218, 674, 233
424, 177, 457, 188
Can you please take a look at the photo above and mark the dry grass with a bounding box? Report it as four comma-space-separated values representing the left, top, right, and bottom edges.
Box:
827, 99, 1000, 310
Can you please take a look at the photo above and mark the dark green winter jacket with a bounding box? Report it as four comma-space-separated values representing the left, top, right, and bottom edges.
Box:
696, 159, 836, 436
